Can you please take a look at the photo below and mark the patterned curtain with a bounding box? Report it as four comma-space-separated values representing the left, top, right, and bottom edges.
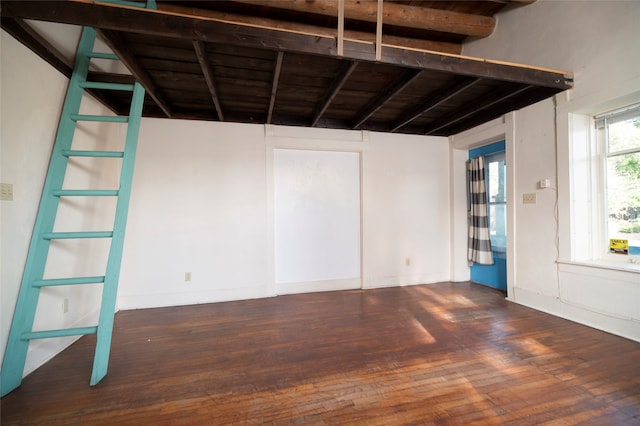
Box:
467, 156, 494, 265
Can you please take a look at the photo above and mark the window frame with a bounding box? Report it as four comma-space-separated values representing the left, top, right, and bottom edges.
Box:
485, 151, 507, 253
594, 103, 640, 263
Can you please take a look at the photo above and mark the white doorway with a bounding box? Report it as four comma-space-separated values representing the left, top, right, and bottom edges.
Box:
274, 149, 361, 294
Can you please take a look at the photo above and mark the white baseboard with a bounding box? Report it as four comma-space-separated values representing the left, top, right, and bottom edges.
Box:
116, 285, 272, 310
24, 307, 101, 378
511, 287, 640, 343
276, 278, 360, 295
364, 274, 449, 289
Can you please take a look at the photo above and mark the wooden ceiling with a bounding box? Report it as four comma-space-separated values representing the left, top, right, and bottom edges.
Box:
1, 0, 573, 137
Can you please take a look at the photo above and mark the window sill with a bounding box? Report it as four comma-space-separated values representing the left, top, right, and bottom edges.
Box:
558, 259, 640, 274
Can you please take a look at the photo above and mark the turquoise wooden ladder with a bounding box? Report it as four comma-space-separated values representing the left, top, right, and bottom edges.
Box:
1, 23, 148, 397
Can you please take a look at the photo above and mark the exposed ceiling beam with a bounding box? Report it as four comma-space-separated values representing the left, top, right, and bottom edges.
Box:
311, 61, 358, 127
267, 52, 284, 124
1, 16, 72, 78
424, 84, 534, 135
1, 1, 572, 91
0, 16, 127, 115
391, 77, 481, 132
231, 0, 496, 38
156, 3, 461, 54
193, 40, 224, 121
97, 28, 173, 118
351, 68, 422, 129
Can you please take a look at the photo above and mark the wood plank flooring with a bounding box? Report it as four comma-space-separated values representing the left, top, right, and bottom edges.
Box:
2, 282, 639, 425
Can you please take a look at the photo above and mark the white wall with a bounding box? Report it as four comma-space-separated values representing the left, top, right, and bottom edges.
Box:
363, 132, 451, 288
459, 0, 640, 341
117, 119, 271, 308
1, 29, 125, 375
118, 122, 451, 309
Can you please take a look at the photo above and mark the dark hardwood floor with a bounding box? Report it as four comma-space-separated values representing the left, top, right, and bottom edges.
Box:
2, 282, 639, 425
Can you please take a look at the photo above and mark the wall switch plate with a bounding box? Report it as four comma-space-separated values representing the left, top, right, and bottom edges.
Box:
523, 193, 537, 204
185, 272, 191, 282
0, 183, 13, 201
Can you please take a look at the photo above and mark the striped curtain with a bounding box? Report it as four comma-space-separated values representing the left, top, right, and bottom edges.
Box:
467, 156, 494, 265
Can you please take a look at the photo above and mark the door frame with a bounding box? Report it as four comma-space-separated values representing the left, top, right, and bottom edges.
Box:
450, 114, 516, 299
469, 141, 507, 291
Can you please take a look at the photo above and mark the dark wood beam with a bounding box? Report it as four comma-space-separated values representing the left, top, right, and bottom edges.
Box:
1, 1, 573, 91
1, 16, 128, 115
351, 68, 422, 129
1, 16, 72, 78
267, 52, 284, 124
424, 84, 534, 135
391, 77, 481, 133
157, 3, 462, 54
311, 61, 358, 127
440, 86, 557, 136
192, 40, 224, 121
231, 0, 496, 37
97, 29, 173, 118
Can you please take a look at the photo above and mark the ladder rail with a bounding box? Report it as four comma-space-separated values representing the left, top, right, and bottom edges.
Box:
1, 10, 150, 394
0, 27, 98, 396
91, 81, 146, 385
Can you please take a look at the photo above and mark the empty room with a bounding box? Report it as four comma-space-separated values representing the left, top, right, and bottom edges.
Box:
1, 1, 639, 424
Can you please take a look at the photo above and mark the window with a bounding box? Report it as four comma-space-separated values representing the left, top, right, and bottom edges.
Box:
596, 103, 640, 259
486, 152, 507, 252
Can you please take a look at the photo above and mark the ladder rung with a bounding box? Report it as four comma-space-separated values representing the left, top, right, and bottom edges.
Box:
22, 327, 98, 340
62, 150, 124, 158
33, 276, 106, 287
79, 81, 135, 91
42, 231, 113, 240
52, 189, 119, 197
86, 52, 119, 60
70, 114, 129, 123
102, 0, 149, 8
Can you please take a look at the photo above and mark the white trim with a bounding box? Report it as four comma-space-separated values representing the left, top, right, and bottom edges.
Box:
266, 125, 365, 296
364, 274, 449, 289
505, 112, 517, 300
450, 116, 506, 150
277, 278, 360, 295
117, 286, 272, 310
511, 286, 640, 343
558, 260, 640, 275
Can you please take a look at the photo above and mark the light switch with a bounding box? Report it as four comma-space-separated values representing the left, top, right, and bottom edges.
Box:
0, 183, 13, 201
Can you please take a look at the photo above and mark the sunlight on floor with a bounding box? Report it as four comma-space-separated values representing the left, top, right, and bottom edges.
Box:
409, 317, 436, 344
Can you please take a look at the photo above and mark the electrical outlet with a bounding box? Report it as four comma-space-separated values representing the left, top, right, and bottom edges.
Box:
522, 193, 537, 204
63, 298, 69, 314
0, 183, 13, 201
185, 272, 191, 282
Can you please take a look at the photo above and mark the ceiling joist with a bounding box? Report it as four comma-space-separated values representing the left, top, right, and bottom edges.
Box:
424, 84, 534, 135
193, 40, 224, 121
352, 68, 422, 129
267, 51, 284, 124
312, 60, 358, 127
391, 77, 481, 132
98, 28, 173, 118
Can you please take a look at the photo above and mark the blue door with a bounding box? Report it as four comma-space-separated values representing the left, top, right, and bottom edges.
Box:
469, 141, 507, 291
